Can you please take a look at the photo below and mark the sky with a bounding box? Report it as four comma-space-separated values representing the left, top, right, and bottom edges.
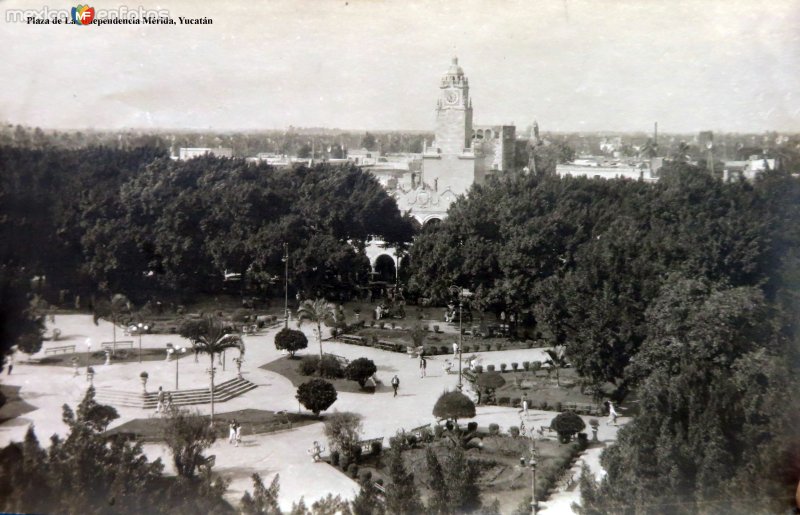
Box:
0, 0, 798, 133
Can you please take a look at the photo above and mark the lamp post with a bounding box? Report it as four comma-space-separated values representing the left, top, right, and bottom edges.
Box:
137, 322, 149, 363
283, 242, 289, 328
528, 427, 539, 513
168, 346, 186, 390
85, 338, 92, 376
449, 285, 473, 390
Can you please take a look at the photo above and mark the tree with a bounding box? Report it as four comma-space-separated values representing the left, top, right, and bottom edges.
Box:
425, 448, 448, 515
352, 474, 385, 515
432, 391, 476, 424
323, 412, 362, 458
179, 315, 244, 424
362, 132, 377, 151
274, 327, 308, 358
543, 345, 568, 386
297, 299, 342, 363
0, 266, 44, 376
296, 379, 337, 417
384, 444, 423, 515
240, 473, 281, 515
550, 411, 586, 443
474, 372, 505, 405
344, 358, 377, 388
92, 293, 132, 349
162, 407, 217, 479
441, 447, 481, 513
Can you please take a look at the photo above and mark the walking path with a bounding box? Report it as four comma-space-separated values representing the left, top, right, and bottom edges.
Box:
0, 314, 627, 512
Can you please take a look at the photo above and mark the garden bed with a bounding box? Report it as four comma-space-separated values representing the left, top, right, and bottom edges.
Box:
259, 355, 378, 394
29, 348, 183, 368
105, 408, 317, 442
330, 428, 586, 513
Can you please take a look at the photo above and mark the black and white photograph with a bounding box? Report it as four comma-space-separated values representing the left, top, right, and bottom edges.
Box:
0, 1, 798, 513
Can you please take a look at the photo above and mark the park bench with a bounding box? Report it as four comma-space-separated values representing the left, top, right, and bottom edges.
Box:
198, 454, 216, 471
358, 436, 384, 454
408, 424, 431, 439
101, 341, 134, 351
45, 345, 75, 355
328, 354, 350, 367
339, 334, 366, 345
375, 341, 398, 352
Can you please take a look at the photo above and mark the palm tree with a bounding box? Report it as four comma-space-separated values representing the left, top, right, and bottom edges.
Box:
296, 299, 343, 362
671, 141, 691, 163
92, 293, 131, 350
544, 345, 569, 387
179, 315, 244, 425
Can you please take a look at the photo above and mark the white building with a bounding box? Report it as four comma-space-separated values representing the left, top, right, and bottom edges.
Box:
177, 147, 233, 160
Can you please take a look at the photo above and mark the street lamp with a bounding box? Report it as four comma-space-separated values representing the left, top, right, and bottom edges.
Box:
85, 338, 92, 376
525, 426, 539, 513
137, 322, 149, 363
283, 242, 289, 328
449, 285, 473, 390
167, 346, 186, 390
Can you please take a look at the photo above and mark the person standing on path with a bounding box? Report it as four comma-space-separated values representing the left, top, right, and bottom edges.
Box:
234, 420, 242, 447
391, 375, 400, 396
419, 356, 427, 378
155, 387, 165, 413
521, 393, 529, 417
228, 420, 236, 444
452, 342, 459, 356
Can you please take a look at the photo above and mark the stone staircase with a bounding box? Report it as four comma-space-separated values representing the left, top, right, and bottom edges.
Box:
94, 377, 258, 409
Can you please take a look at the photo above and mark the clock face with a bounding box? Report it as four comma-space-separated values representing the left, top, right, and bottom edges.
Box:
445, 91, 459, 105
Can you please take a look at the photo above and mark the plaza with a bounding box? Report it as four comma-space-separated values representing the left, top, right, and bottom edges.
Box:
0, 313, 626, 512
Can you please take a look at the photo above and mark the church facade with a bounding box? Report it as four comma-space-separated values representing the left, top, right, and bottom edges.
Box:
366, 58, 517, 277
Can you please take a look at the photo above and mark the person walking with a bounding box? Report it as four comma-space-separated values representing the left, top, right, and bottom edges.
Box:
155, 386, 165, 413
419, 356, 427, 378
607, 401, 618, 425
521, 393, 529, 417
165, 392, 173, 412
452, 342, 459, 356
234, 420, 242, 447
228, 420, 236, 444
391, 374, 400, 397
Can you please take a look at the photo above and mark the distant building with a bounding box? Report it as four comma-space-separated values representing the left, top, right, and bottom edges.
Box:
722, 155, 776, 181
177, 147, 233, 160
556, 159, 658, 182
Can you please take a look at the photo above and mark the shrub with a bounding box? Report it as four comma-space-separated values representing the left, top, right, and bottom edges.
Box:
369, 320, 375, 327
433, 424, 444, 439
555, 402, 563, 412
511, 362, 519, 371
351, 445, 363, 462
275, 327, 308, 357
370, 440, 382, 455
299, 356, 319, 376
467, 421, 478, 433
319, 355, 345, 378
498, 396, 510, 406
577, 432, 589, 450
523, 361, 530, 371
509, 426, 520, 437
432, 391, 476, 422
378, 322, 385, 329
550, 411, 586, 443
440, 346, 449, 354
484, 344, 492, 352
423, 324, 429, 331
418, 427, 434, 443
494, 343, 503, 351
500, 363, 507, 372
296, 379, 337, 416
531, 361, 542, 372
487, 365, 495, 372
433, 325, 440, 333
511, 397, 521, 407
474, 365, 483, 373
527, 341, 535, 349
340, 455, 350, 471
345, 357, 378, 387
539, 401, 548, 410
330, 450, 340, 466
488, 423, 500, 435
463, 345, 471, 353
359, 470, 373, 483
324, 412, 363, 458
390, 322, 396, 329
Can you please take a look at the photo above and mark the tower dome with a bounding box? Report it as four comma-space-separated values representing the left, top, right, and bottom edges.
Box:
446, 57, 464, 77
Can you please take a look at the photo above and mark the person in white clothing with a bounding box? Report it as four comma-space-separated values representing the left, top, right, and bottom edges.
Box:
607, 401, 618, 425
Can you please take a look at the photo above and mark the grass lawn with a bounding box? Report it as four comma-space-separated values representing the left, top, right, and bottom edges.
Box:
105, 408, 317, 442
350, 326, 541, 356
29, 348, 180, 368
352, 433, 583, 514
482, 368, 604, 410
259, 355, 378, 394
0, 384, 38, 423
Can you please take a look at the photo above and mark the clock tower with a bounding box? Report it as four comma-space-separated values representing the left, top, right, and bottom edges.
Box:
434, 57, 473, 155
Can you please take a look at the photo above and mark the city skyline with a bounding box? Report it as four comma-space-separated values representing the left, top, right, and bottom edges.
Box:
1, 0, 798, 133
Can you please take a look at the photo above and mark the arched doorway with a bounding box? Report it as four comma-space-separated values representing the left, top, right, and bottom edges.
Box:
374, 254, 397, 284
423, 217, 442, 228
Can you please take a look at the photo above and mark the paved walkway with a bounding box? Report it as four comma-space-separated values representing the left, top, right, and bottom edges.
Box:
0, 314, 626, 512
